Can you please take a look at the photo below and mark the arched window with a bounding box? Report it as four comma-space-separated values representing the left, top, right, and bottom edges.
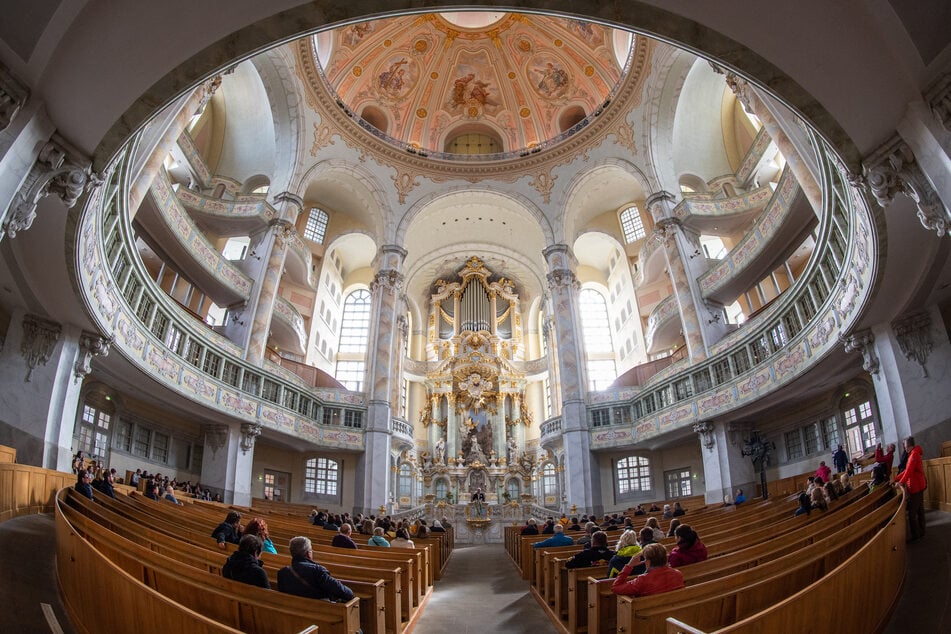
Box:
619, 205, 646, 243
542, 463, 557, 496
617, 455, 651, 494
335, 289, 371, 390
304, 457, 339, 495
579, 288, 617, 390
445, 127, 503, 154
303, 208, 329, 244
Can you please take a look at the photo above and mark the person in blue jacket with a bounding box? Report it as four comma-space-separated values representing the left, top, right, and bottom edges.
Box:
533, 523, 574, 549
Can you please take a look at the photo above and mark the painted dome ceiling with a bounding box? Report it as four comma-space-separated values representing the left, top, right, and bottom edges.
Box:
313, 12, 632, 156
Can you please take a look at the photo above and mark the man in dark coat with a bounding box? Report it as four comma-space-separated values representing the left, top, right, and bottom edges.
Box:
278, 536, 355, 602
75, 471, 94, 500
212, 511, 243, 548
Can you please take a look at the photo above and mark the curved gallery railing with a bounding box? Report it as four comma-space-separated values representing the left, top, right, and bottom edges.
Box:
587, 133, 877, 450
644, 294, 680, 353
75, 144, 365, 451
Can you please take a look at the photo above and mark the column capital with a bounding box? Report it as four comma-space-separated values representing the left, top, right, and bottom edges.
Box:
4, 134, 98, 239
240, 423, 262, 453
693, 421, 716, 450
74, 331, 113, 383
723, 72, 758, 115
862, 137, 949, 237
270, 191, 305, 221
925, 72, 951, 133
840, 328, 880, 375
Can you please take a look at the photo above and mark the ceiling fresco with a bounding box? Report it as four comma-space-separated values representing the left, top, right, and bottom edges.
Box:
314, 13, 631, 154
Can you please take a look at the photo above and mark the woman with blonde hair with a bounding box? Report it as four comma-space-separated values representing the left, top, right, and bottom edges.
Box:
244, 517, 277, 554
607, 529, 642, 578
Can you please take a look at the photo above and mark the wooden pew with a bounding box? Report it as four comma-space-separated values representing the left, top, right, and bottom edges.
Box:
59, 489, 360, 634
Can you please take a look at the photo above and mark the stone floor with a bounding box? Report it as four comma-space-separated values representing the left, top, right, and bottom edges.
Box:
0, 509, 947, 633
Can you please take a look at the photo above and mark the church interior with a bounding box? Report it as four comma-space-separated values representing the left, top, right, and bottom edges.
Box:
0, 2, 949, 633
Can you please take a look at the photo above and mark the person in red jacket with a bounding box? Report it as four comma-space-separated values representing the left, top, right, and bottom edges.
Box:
895, 436, 927, 541
875, 442, 896, 474
668, 524, 708, 567
815, 461, 832, 484
611, 543, 684, 596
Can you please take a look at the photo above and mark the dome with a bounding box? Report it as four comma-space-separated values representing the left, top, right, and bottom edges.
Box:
313, 13, 633, 158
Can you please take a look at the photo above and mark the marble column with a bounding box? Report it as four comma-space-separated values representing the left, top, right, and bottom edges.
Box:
866, 306, 951, 457
243, 191, 303, 365
0, 311, 108, 470
354, 245, 406, 514
542, 244, 601, 513
647, 192, 725, 361
127, 76, 220, 216
725, 74, 823, 215
200, 422, 257, 506
694, 421, 756, 504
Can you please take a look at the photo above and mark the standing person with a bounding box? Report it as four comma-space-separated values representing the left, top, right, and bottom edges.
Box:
815, 461, 832, 484
222, 535, 270, 589
875, 443, 896, 475
832, 444, 848, 474
895, 436, 927, 542
278, 536, 355, 602
611, 543, 684, 596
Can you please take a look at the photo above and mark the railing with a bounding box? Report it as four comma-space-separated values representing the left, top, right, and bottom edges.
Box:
735, 126, 775, 186
588, 132, 875, 449
671, 181, 774, 222
273, 296, 307, 352
390, 417, 414, 439
539, 416, 563, 439
645, 294, 680, 353
76, 143, 366, 450
391, 503, 427, 522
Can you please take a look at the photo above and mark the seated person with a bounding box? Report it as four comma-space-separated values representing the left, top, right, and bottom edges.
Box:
164, 485, 183, 506
668, 525, 708, 567
211, 511, 243, 548
440, 516, 452, 530
648, 504, 660, 512
331, 523, 359, 549
245, 517, 278, 554
662, 504, 673, 519
666, 519, 681, 538
794, 491, 812, 516
94, 470, 116, 499
542, 518, 556, 534
567, 517, 582, 531
645, 517, 666, 541
278, 536, 355, 602
633, 504, 646, 516
521, 518, 539, 535
143, 478, 159, 501
868, 462, 890, 492
565, 531, 615, 569
672, 502, 686, 517
368, 527, 390, 547
310, 510, 326, 527
222, 535, 270, 589
430, 520, 446, 533
839, 472, 853, 494
810, 485, 829, 512
75, 471, 94, 500
577, 521, 598, 548
607, 529, 642, 577
323, 514, 340, 531
533, 523, 574, 549
611, 543, 684, 596
734, 489, 746, 504
390, 528, 415, 549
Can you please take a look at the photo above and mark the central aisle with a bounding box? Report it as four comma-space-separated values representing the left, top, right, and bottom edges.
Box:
411, 543, 555, 633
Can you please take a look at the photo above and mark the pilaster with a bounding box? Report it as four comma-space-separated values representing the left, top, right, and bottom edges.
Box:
694, 421, 756, 504
200, 422, 255, 506
246, 219, 296, 364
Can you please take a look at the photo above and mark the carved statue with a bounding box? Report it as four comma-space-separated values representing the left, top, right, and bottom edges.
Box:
507, 435, 518, 463
434, 435, 446, 465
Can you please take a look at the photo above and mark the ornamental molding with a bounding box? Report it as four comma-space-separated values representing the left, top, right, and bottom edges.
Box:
0, 61, 29, 131
204, 424, 230, 456
862, 137, 949, 237
74, 331, 113, 383
371, 268, 404, 292
840, 328, 880, 375
240, 423, 262, 453
724, 72, 757, 115
891, 311, 933, 377
293, 35, 654, 189
545, 268, 579, 291
20, 314, 61, 382
3, 134, 98, 239
693, 421, 715, 450
925, 73, 951, 133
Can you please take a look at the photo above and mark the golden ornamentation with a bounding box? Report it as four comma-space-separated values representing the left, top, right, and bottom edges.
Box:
415, 39, 428, 53
508, 71, 517, 80
554, 39, 563, 47
416, 108, 428, 118
431, 71, 439, 79
352, 66, 362, 77
517, 39, 531, 52
392, 169, 420, 204
529, 169, 558, 204
584, 65, 595, 77
384, 39, 392, 47
310, 123, 334, 156
519, 107, 530, 118
612, 120, 638, 155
